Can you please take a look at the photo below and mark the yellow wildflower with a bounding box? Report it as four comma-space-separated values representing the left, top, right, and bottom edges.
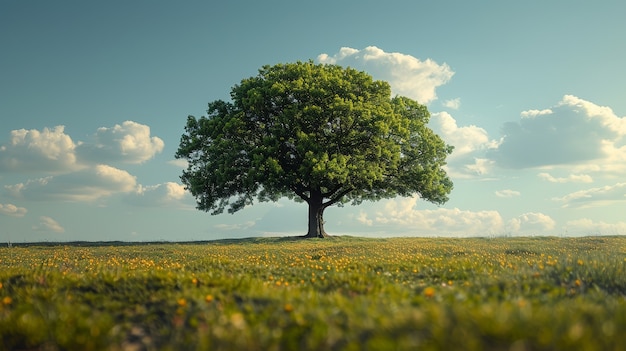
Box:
284, 303, 294, 312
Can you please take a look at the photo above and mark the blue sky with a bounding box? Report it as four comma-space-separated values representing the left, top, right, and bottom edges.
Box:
1, 1, 625, 242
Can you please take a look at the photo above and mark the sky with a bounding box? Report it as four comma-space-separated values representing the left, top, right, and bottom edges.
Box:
1, 1, 625, 242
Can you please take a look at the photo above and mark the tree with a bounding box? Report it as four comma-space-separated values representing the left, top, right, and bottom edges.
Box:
176, 61, 453, 238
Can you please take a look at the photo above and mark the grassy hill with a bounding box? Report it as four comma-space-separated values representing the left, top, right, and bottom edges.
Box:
1, 236, 625, 350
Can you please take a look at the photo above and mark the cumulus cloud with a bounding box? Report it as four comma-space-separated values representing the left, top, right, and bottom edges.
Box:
0, 203, 27, 217
520, 109, 553, 118
507, 212, 556, 233
356, 211, 373, 226
0, 126, 79, 173
357, 196, 505, 236
0, 121, 170, 206
353, 198, 561, 236
488, 95, 626, 169
0, 121, 164, 174
553, 182, 626, 208
5, 164, 137, 202
127, 182, 191, 207
33, 216, 65, 233
538, 172, 593, 183
565, 218, 626, 236
430, 112, 495, 158
495, 189, 521, 198
318, 46, 454, 104
429, 112, 499, 178
76, 121, 164, 164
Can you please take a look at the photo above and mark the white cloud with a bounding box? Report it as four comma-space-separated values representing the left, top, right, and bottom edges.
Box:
430, 112, 494, 158
0, 203, 27, 217
507, 212, 556, 233
127, 182, 191, 207
520, 109, 553, 118
567, 146, 626, 175
214, 221, 257, 231
495, 189, 521, 198
560, 95, 626, 135
565, 218, 626, 236
553, 182, 626, 208
5, 164, 137, 202
0, 126, 79, 173
318, 46, 454, 104
0, 121, 164, 175
0, 121, 168, 206
443, 98, 461, 110
357, 196, 504, 236
488, 95, 626, 169
462, 158, 496, 177
538, 172, 593, 183
356, 211, 373, 226
76, 121, 164, 164
429, 112, 499, 179
33, 216, 65, 233
352, 198, 562, 237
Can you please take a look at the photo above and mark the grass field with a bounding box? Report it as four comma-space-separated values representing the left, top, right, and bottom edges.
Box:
1, 236, 625, 350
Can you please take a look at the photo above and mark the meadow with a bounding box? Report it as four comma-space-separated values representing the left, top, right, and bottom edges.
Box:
1, 236, 625, 350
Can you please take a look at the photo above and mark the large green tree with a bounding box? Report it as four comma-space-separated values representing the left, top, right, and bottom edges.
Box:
176, 61, 453, 238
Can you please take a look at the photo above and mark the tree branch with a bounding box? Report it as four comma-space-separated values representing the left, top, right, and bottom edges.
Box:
322, 185, 343, 198
322, 188, 353, 209
291, 184, 309, 202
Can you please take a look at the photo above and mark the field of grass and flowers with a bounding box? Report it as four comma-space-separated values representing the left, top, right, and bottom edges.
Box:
1, 236, 625, 350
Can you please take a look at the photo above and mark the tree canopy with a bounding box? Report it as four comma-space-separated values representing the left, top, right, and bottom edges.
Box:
176, 61, 453, 238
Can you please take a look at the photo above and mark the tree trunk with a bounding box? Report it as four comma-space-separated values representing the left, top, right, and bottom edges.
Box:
304, 189, 328, 238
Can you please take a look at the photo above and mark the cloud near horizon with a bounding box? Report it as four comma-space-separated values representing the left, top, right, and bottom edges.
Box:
126, 182, 192, 208
553, 182, 626, 208
33, 216, 65, 233
351, 195, 563, 237
214, 221, 257, 231
0, 121, 184, 208
355, 196, 505, 236
0, 203, 27, 217
5, 165, 138, 202
565, 218, 626, 236
507, 213, 556, 233
318, 46, 454, 104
